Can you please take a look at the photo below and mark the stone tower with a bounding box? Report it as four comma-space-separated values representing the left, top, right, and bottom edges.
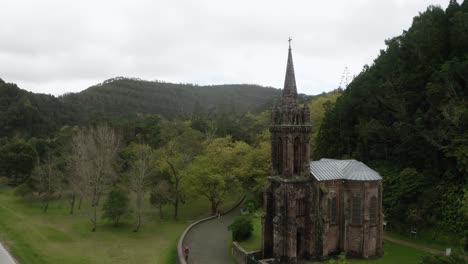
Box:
270, 40, 311, 178
262, 40, 314, 263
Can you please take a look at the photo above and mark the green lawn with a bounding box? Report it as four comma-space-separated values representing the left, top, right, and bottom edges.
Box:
350, 241, 430, 264
0, 186, 240, 264
238, 211, 262, 252
384, 230, 455, 251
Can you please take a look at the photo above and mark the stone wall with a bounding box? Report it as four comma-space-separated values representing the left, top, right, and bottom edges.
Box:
232, 242, 262, 264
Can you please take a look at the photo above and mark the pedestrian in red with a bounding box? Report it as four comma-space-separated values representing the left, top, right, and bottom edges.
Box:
184, 246, 190, 261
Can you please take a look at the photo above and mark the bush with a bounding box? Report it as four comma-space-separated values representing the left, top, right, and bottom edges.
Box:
102, 188, 130, 225
0, 176, 8, 186
241, 199, 257, 215
326, 252, 349, 264
228, 216, 253, 241
14, 182, 34, 197
420, 250, 467, 264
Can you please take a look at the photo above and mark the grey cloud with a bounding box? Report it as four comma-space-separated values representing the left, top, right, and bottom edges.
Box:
0, 0, 449, 95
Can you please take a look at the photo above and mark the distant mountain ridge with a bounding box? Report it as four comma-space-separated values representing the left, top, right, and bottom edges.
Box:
60, 77, 288, 120
0, 76, 313, 138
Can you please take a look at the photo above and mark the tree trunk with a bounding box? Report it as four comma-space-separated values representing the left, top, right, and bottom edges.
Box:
134, 192, 142, 232
91, 196, 97, 232
43, 199, 49, 213
91, 201, 97, 232
159, 202, 163, 219
211, 200, 218, 216
70, 193, 76, 215
78, 195, 83, 210
174, 179, 179, 219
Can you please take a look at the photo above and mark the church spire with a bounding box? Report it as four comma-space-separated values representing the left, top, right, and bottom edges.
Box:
282, 37, 297, 99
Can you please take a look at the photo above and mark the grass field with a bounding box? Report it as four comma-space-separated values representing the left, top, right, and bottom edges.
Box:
237, 212, 435, 264
0, 186, 240, 264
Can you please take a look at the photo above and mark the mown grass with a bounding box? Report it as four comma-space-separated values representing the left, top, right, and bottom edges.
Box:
238, 211, 262, 252
0, 186, 240, 264
350, 240, 430, 264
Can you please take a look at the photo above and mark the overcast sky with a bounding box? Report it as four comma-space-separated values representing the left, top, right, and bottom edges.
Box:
0, 0, 450, 96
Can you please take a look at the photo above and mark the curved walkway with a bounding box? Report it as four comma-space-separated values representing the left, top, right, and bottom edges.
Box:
0, 243, 16, 264
183, 206, 241, 264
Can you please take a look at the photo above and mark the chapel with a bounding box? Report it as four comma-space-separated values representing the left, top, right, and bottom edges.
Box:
261, 41, 384, 263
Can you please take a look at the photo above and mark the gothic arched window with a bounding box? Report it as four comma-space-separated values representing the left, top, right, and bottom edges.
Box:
351, 195, 362, 225
278, 137, 283, 174
296, 198, 306, 216
370, 196, 377, 225
329, 196, 337, 224
293, 137, 301, 175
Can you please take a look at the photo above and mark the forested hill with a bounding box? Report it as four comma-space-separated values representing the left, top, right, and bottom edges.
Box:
0, 78, 77, 138
0, 76, 312, 138
315, 2, 468, 233
59, 77, 299, 120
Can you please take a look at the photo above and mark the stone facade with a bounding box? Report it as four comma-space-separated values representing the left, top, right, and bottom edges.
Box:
260, 43, 383, 263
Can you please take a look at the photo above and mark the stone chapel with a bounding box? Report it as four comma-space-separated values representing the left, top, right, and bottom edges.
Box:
261, 42, 384, 263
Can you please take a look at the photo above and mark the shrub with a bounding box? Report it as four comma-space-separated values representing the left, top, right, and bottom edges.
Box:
420, 250, 467, 264
228, 215, 253, 241
102, 188, 130, 225
14, 182, 34, 197
241, 199, 257, 215
326, 252, 349, 264
0, 176, 8, 186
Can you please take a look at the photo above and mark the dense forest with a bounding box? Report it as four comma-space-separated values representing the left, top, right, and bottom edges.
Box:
315, 1, 468, 238
0, 76, 311, 139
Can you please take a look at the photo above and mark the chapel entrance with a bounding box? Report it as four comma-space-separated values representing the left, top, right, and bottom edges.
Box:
296, 230, 302, 257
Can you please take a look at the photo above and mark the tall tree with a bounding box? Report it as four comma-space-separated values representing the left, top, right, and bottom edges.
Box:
31, 153, 62, 212
188, 137, 246, 215
124, 143, 156, 232
158, 121, 203, 219
88, 125, 121, 231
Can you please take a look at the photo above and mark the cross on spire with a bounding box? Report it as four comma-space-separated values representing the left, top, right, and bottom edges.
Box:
282, 38, 297, 100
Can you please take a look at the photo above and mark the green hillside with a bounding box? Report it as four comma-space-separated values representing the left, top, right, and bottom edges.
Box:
315, 1, 468, 236
59, 77, 286, 121
0, 77, 314, 139
0, 78, 76, 138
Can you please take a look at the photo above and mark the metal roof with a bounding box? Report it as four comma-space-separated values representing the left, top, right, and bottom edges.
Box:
310, 158, 382, 181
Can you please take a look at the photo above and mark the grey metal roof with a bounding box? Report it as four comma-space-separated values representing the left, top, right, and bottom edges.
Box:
310, 158, 382, 181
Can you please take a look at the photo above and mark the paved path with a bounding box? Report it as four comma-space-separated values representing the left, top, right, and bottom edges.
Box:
183, 206, 241, 264
0, 243, 16, 264
384, 235, 445, 255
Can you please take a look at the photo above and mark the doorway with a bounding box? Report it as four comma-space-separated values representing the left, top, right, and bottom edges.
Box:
296, 230, 302, 257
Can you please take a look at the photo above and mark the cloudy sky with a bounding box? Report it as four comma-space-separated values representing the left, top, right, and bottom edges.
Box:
0, 0, 449, 96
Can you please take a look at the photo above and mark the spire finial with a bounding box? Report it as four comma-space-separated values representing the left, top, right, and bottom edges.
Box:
282, 37, 297, 100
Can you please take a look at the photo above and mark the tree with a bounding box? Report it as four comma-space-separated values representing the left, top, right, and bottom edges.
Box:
228, 216, 253, 241
149, 179, 171, 219
0, 140, 37, 185
69, 125, 121, 231
188, 137, 245, 215
31, 153, 63, 212
158, 121, 203, 219
124, 143, 157, 232
102, 188, 130, 226
87, 125, 121, 231
67, 127, 90, 215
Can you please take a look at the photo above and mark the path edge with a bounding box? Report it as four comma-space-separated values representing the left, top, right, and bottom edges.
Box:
176, 195, 246, 264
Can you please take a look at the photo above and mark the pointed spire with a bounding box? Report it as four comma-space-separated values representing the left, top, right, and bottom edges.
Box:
283, 37, 297, 99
